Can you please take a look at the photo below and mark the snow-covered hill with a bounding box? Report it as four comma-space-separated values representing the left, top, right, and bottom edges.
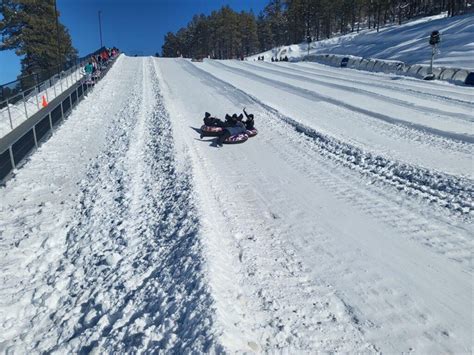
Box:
0, 55, 472, 353
248, 13, 474, 70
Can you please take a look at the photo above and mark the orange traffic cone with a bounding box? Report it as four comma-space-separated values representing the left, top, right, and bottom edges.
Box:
42, 95, 48, 108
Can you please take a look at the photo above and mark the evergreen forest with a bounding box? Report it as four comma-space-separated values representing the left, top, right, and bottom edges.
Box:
161, 0, 470, 59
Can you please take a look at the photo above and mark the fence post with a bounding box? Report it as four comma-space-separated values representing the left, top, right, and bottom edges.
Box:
9, 146, 16, 170
32, 125, 38, 148
35, 86, 40, 109
22, 92, 29, 119
6, 98, 13, 130
53, 77, 57, 98
48, 112, 53, 131
60, 101, 64, 120
60, 73, 63, 92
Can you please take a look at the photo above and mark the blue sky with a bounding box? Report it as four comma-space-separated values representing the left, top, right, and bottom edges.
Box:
1, 0, 268, 84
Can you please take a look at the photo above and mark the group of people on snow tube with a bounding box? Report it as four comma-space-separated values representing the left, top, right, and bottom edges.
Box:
200, 108, 257, 146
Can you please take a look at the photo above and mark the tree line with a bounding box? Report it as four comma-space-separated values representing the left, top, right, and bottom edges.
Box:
1, 0, 77, 87
162, 0, 470, 59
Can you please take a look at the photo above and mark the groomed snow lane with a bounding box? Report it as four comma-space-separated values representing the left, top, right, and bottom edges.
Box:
195, 60, 473, 215
156, 57, 472, 353
210, 60, 473, 143
0, 55, 472, 354
197, 60, 473, 181
0, 57, 222, 353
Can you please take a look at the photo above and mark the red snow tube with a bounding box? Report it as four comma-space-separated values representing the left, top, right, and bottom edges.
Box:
246, 128, 258, 137
201, 125, 224, 136
224, 133, 248, 144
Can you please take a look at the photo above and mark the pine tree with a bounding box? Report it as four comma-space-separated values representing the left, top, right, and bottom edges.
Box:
240, 11, 259, 56
161, 0, 465, 59
162, 32, 180, 57
286, 0, 306, 43
264, 0, 289, 46
257, 12, 273, 51
1, 0, 78, 84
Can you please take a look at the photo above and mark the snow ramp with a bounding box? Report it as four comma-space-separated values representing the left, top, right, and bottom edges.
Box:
0, 55, 472, 353
0, 57, 221, 353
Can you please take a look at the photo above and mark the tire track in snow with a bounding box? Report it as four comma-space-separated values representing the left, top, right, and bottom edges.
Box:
279, 61, 474, 107
208, 60, 474, 144
174, 59, 471, 352
266, 122, 473, 268
179, 60, 472, 351
206, 61, 472, 161
16, 58, 222, 353
183, 58, 472, 266
157, 58, 375, 352
187, 60, 474, 216
237, 61, 473, 121
195, 153, 374, 352
0, 55, 146, 353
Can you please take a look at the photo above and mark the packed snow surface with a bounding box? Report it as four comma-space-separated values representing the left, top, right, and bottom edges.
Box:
0, 55, 472, 353
249, 13, 474, 70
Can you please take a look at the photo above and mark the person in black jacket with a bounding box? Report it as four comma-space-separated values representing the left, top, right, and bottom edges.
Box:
203, 112, 225, 127
225, 113, 243, 125
243, 108, 255, 130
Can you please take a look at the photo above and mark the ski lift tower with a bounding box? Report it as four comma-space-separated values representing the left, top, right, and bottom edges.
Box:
425, 30, 440, 80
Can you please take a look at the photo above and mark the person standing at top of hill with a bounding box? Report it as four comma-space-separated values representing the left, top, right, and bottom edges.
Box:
84, 62, 94, 82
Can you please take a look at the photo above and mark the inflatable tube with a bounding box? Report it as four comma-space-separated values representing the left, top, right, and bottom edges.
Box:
417, 66, 430, 78
201, 125, 224, 136
373, 61, 384, 72
465, 72, 474, 86
367, 60, 377, 71
224, 133, 248, 144
358, 59, 370, 70
348, 58, 359, 68
246, 128, 258, 137
452, 69, 470, 84
439, 68, 457, 81
408, 64, 423, 77
431, 67, 443, 79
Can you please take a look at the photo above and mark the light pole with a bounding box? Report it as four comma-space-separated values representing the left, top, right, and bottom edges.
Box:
98, 11, 103, 48
425, 30, 440, 80
54, 0, 61, 74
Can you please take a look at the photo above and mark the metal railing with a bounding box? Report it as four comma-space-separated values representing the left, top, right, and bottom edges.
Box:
0, 47, 112, 139
0, 65, 85, 138
0, 53, 120, 182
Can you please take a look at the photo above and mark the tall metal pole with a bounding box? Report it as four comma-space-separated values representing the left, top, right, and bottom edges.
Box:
54, 0, 62, 74
98, 11, 103, 48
